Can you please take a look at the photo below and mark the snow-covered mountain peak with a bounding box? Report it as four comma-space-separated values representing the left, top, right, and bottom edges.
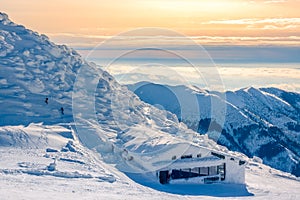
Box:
240, 86, 261, 95
0, 12, 84, 125
0, 12, 10, 24
186, 85, 208, 95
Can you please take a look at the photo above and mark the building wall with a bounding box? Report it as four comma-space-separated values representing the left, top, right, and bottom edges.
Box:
224, 157, 246, 184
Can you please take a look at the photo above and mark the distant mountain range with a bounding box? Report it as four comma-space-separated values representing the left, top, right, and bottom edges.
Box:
127, 82, 300, 177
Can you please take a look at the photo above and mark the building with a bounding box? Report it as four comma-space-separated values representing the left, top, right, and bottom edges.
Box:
111, 126, 247, 185
156, 144, 246, 184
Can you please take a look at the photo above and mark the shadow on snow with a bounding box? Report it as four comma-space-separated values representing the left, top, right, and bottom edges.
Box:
126, 172, 254, 197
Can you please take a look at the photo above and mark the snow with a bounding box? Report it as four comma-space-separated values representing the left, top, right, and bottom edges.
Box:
0, 124, 299, 199
158, 156, 224, 169
0, 12, 299, 199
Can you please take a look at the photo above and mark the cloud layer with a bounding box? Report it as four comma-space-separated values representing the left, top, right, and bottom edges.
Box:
106, 65, 300, 93
203, 17, 300, 30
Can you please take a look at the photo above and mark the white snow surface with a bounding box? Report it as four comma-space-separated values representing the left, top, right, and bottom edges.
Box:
0, 124, 299, 199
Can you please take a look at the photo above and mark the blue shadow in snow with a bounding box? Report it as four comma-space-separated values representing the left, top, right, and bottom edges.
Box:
126, 172, 254, 197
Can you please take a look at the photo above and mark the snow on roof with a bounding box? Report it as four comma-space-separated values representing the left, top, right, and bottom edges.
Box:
155, 156, 224, 170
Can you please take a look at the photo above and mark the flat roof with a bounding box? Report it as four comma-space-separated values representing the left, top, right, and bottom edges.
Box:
155, 156, 225, 170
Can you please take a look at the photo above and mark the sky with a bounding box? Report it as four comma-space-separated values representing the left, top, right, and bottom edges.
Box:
2, 0, 300, 92
2, 0, 300, 46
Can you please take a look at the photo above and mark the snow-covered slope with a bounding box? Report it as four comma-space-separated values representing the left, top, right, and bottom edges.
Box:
128, 82, 300, 177
0, 124, 116, 182
0, 124, 299, 199
0, 13, 82, 125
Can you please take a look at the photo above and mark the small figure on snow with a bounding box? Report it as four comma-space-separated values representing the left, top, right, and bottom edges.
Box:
60, 107, 64, 115
45, 97, 48, 104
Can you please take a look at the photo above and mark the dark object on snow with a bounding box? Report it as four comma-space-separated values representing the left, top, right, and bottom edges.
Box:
46, 148, 58, 153
211, 152, 225, 159
47, 162, 56, 171
45, 97, 48, 104
61, 141, 77, 153
159, 170, 170, 184
60, 107, 64, 115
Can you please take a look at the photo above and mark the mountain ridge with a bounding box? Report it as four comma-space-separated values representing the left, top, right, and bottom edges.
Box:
127, 82, 300, 176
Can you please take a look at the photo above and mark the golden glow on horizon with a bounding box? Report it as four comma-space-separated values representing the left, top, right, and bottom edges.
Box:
2, 0, 300, 45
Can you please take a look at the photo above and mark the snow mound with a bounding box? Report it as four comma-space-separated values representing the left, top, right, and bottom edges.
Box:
0, 123, 70, 148
0, 124, 116, 184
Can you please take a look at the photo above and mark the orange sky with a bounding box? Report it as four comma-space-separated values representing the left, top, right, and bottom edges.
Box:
2, 0, 300, 46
